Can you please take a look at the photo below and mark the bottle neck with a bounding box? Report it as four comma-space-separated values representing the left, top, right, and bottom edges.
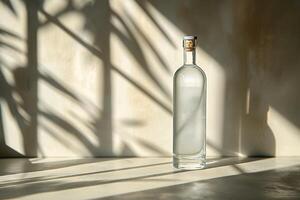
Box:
183, 49, 196, 65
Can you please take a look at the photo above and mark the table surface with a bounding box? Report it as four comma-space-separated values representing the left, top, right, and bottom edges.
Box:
0, 157, 299, 200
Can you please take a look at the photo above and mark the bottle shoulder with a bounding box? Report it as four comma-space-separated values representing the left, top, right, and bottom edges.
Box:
174, 65, 207, 80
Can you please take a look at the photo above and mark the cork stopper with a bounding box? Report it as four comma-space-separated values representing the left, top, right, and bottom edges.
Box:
183, 36, 197, 51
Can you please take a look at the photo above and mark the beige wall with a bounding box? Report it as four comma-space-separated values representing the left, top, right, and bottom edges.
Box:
0, 0, 299, 157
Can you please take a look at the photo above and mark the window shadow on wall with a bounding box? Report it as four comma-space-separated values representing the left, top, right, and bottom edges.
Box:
0, 0, 172, 157
0, 0, 300, 158
0, 0, 38, 157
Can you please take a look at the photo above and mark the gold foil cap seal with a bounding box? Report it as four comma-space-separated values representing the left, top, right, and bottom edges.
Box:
183, 36, 197, 51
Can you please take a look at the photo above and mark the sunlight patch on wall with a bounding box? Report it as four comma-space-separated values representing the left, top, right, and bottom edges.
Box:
268, 107, 300, 156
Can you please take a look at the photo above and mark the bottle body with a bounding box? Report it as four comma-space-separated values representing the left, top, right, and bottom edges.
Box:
173, 64, 206, 169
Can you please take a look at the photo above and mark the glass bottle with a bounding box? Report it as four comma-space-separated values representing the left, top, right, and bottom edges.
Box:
173, 36, 206, 169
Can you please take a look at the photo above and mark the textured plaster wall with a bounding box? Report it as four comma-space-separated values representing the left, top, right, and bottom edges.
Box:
0, 0, 299, 157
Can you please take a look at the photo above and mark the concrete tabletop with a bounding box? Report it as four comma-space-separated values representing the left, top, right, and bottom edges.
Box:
0, 157, 299, 199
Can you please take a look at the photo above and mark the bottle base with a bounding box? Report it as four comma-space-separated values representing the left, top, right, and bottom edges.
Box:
173, 155, 206, 170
